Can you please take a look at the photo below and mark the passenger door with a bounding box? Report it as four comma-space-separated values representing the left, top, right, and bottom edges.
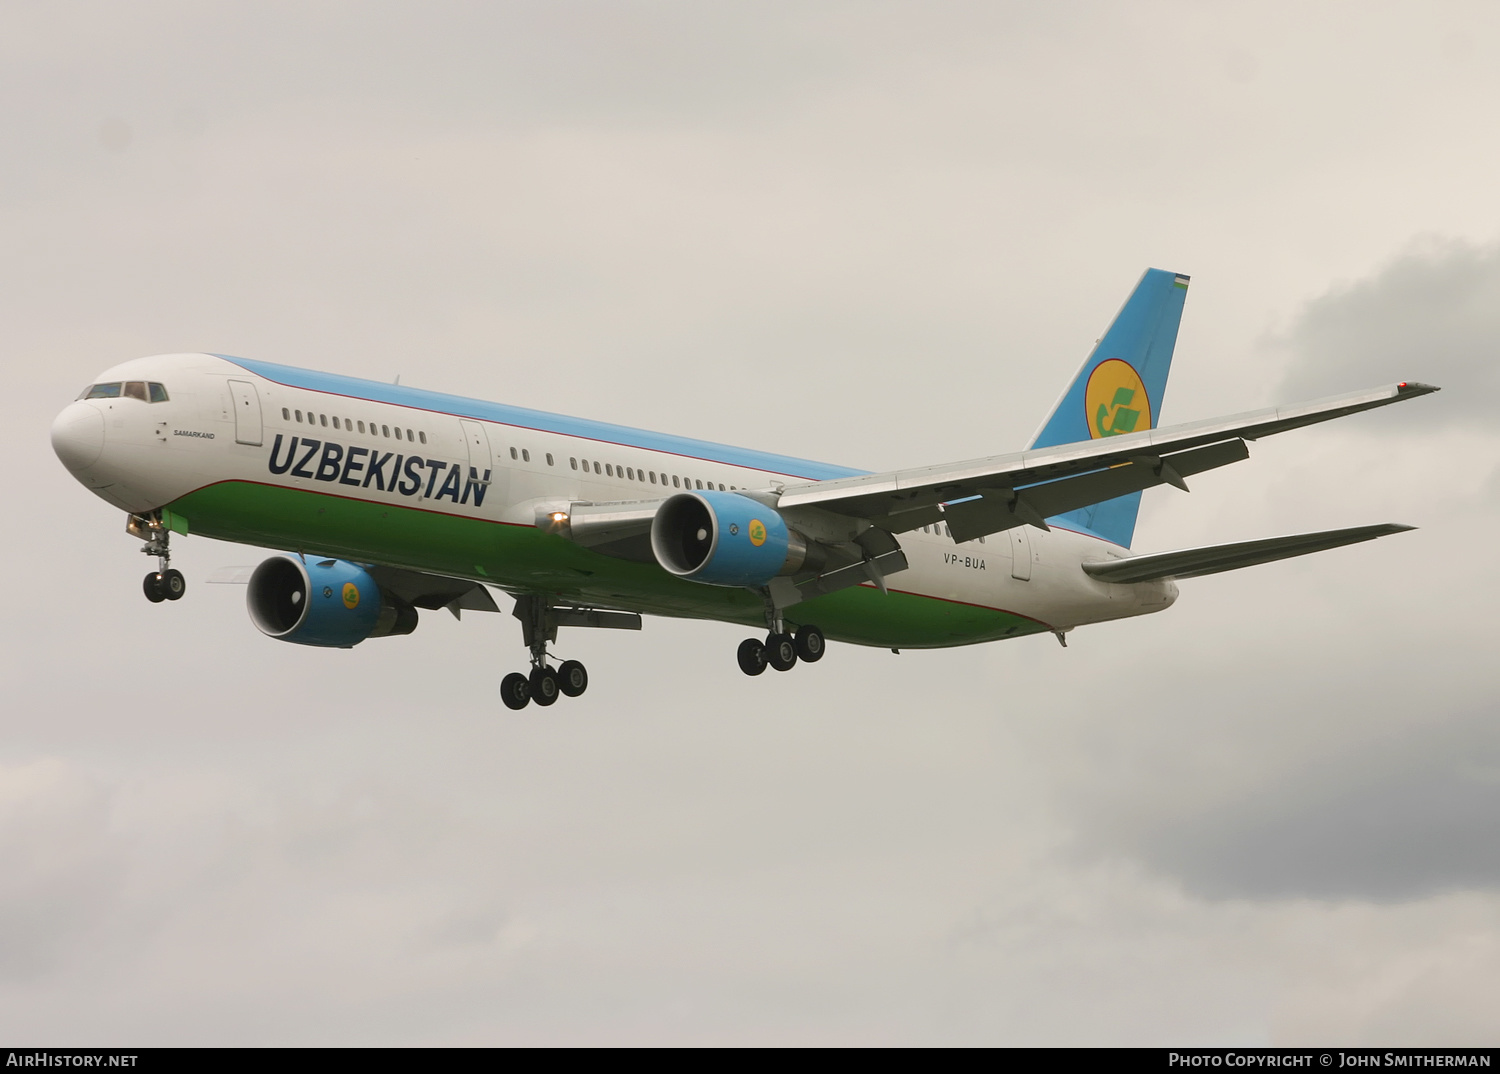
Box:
458, 419, 500, 507
227, 380, 263, 446
1010, 526, 1033, 581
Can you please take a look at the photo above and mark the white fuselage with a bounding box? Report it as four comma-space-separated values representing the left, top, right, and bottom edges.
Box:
52, 353, 1177, 645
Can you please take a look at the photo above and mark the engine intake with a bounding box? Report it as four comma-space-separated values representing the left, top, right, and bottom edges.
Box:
650, 491, 822, 586
247, 556, 418, 648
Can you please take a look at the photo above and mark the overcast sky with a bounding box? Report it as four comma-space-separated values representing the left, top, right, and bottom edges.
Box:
3, 1, 1497, 1045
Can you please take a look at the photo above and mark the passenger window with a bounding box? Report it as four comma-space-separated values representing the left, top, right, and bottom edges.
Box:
406, 429, 413, 441
570, 458, 578, 470
522, 449, 530, 462
123, 382, 148, 401
650, 472, 657, 484
85, 383, 122, 399
295, 410, 303, 422
382, 425, 390, 437
320, 414, 328, 427
148, 383, 169, 403
358, 421, 365, 433
419, 431, 427, 444
626, 467, 634, 480
510, 447, 518, 460
605, 464, 613, 477
672, 476, 680, 488
594, 462, 601, 474
695, 480, 703, 489
282, 408, 290, 420
332, 417, 340, 430
546, 453, 554, 466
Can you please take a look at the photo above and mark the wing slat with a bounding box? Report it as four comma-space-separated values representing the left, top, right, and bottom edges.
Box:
775, 382, 1438, 523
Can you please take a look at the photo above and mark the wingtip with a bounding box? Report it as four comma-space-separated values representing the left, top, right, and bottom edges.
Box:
1396, 381, 1440, 395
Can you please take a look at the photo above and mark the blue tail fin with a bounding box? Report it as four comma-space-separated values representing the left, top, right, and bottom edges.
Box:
1027, 268, 1190, 548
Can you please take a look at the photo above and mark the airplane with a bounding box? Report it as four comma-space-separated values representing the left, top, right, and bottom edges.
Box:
50, 269, 1436, 708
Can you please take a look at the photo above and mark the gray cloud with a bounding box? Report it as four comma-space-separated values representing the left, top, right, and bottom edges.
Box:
1275, 238, 1500, 427
1132, 708, 1500, 902
0, 761, 123, 981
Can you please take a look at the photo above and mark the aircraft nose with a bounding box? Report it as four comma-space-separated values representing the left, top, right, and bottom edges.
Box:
51, 402, 105, 473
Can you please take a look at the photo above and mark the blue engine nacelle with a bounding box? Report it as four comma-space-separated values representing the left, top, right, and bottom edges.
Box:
247, 556, 418, 648
650, 490, 823, 586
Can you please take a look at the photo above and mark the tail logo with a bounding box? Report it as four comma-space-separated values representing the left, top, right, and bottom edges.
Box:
1085, 359, 1151, 438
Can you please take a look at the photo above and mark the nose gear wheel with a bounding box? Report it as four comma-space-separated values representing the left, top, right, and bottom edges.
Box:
131, 513, 187, 604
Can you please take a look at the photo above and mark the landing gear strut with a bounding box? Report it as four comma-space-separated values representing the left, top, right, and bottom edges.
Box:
499, 595, 632, 710
130, 513, 185, 603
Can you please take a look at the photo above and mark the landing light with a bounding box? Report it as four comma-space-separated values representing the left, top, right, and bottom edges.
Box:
551, 512, 568, 523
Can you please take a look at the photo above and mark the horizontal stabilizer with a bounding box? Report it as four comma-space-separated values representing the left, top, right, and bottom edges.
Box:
1082, 523, 1415, 584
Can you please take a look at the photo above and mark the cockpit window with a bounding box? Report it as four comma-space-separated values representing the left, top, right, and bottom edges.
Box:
78, 381, 169, 402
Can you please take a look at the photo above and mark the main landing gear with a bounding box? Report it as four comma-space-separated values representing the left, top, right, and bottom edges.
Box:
736, 624, 825, 676
499, 595, 641, 711
500, 658, 588, 712
130, 513, 186, 604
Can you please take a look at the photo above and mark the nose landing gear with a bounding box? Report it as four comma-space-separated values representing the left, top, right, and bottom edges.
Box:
130, 513, 186, 603
142, 568, 186, 603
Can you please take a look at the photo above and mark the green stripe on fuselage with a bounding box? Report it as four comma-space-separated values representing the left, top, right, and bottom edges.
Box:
167, 481, 1044, 649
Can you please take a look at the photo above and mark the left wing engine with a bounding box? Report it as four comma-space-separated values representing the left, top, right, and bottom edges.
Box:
542, 492, 907, 601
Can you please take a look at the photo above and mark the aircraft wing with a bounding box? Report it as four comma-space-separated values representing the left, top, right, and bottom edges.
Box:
774, 382, 1438, 542
365, 564, 501, 618
1081, 523, 1415, 583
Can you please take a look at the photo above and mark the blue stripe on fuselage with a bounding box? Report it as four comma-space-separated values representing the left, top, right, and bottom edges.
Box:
218, 356, 866, 481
